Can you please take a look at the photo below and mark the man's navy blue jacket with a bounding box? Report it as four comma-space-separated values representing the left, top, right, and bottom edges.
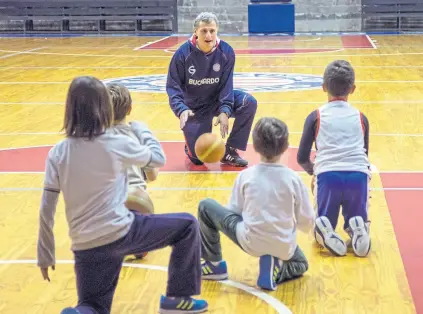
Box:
166, 35, 235, 118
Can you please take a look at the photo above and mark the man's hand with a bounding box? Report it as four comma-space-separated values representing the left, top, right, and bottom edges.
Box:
179, 110, 194, 129
214, 112, 229, 139
40, 265, 55, 282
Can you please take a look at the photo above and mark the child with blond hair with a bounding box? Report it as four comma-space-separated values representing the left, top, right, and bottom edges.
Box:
107, 82, 157, 216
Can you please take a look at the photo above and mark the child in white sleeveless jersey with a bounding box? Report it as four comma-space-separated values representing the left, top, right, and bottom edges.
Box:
297, 60, 372, 258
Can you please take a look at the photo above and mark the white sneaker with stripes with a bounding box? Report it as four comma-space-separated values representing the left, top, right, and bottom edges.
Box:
347, 216, 371, 257
314, 216, 347, 256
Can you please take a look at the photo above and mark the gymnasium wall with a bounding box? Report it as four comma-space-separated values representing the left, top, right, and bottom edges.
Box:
177, 0, 361, 33
1, 1, 422, 34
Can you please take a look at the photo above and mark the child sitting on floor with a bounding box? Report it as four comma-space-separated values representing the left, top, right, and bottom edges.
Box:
197, 117, 315, 291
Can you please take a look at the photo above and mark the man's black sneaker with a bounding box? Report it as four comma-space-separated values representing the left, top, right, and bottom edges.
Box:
221, 147, 248, 167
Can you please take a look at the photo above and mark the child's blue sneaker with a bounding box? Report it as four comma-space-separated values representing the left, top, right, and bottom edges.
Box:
201, 260, 228, 280
257, 255, 282, 291
159, 295, 208, 313
60, 308, 81, 314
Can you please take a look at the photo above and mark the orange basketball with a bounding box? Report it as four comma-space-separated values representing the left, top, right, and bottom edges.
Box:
194, 133, 225, 163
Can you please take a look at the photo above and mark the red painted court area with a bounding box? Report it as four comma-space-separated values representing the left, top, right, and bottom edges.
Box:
0, 142, 310, 172
0, 144, 421, 313
138, 35, 374, 54
380, 172, 423, 314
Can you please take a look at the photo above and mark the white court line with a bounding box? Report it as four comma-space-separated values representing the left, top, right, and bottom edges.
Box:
0, 132, 61, 136
0, 143, 305, 151
0, 47, 44, 59
164, 47, 343, 51
162, 49, 349, 55
0, 49, 167, 58
4, 65, 423, 69
0, 144, 422, 176
0, 39, 322, 51
0, 144, 56, 151
0, 187, 422, 192
374, 170, 423, 173
0, 259, 292, 314
203, 37, 323, 43
2, 80, 423, 85
366, 35, 378, 49
0, 130, 423, 137
133, 35, 171, 50
2, 48, 423, 58
1, 169, 423, 176
368, 132, 423, 137
0, 163, 417, 176
2, 100, 423, 105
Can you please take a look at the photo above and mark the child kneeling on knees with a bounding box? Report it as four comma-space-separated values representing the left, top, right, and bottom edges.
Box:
197, 117, 315, 291
108, 82, 157, 216
297, 60, 372, 258
108, 82, 159, 260
37, 76, 208, 314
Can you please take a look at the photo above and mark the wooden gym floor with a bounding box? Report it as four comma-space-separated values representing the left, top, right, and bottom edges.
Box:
0, 33, 422, 314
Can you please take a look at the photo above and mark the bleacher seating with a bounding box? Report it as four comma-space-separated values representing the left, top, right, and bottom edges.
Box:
362, 0, 423, 31
0, 0, 177, 33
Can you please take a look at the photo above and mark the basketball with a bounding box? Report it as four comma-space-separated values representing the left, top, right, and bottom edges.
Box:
194, 133, 226, 163
125, 186, 154, 215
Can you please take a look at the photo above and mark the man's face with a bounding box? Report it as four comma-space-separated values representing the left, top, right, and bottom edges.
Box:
195, 21, 218, 53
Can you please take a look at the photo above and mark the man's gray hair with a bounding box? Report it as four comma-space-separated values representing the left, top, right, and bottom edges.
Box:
323, 60, 355, 97
193, 12, 219, 30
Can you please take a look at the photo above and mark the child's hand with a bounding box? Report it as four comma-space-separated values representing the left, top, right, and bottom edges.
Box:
129, 121, 148, 130
40, 265, 55, 282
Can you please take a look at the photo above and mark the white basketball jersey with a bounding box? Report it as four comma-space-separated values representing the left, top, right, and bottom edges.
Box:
314, 101, 370, 176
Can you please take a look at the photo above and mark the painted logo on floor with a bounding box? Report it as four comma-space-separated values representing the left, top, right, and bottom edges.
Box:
102, 72, 323, 93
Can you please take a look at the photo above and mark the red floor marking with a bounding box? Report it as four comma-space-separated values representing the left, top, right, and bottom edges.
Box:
235, 48, 341, 54
341, 35, 374, 48
0, 143, 314, 173
380, 173, 423, 188
139, 36, 185, 50
381, 173, 423, 314
0, 146, 50, 172
163, 48, 341, 55
140, 35, 374, 53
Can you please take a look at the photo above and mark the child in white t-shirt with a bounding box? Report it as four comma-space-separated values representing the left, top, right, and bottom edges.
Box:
198, 117, 315, 291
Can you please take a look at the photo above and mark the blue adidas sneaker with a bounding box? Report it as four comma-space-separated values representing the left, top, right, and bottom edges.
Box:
159, 295, 208, 313
257, 255, 282, 291
60, 308, 81, 314
201, 260, 228, 280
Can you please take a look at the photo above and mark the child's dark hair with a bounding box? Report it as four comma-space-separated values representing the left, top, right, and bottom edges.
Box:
252, 117, 289, 159
107, 83, 132, 122
323, 60, 355, 97
63, 76, 113, 139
